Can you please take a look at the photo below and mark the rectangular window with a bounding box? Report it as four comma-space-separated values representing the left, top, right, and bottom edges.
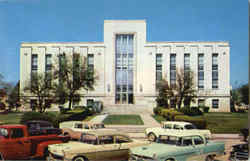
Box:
45, 54, 52, 71
31, 54, 38, 71
184, 53, 190, 79
170, 99, 176, 108
198, 99, 205, 106
45, 54, 52, 87
87, 99, 94, 107
212, 99, 219, 108
156, 53, 162, 81
87, 54, 94, 82
212, 54, 218, 89
198, 54, 204, 89
170, 54, 176, 86
73, 53, 80, 88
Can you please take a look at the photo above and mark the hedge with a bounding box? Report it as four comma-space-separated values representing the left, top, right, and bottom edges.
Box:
179, 106, 203, 116
175, 115, 207, 129
160, 109, 183, 121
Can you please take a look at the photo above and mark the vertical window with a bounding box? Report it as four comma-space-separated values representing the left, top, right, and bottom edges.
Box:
30, 99, 37, 111
73, 53, 80, 88
31, 54, 38, 71
212, 99, 219, 108
170, 99, 176, 108
184, 53, 190, 79
212, 54, 218, 89
87, 99, 94, 107
198, 54, 204, 89
156, 54, 162, 81
170, 54, 176, 86
58, 54, 66, 85
31, 54, 38, 84
87, 54, 94, 82
45, 54, 52, 87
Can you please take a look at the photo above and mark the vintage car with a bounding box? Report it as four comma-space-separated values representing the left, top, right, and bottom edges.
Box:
24, 120, 62, 135
129, 132, 225, 161
59, 121, 116, 140
145, 121, 212, 141
229, 128, 249, 161
48, 130, 150, 161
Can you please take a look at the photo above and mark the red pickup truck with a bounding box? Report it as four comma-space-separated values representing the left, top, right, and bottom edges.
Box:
0, 124, 69, 160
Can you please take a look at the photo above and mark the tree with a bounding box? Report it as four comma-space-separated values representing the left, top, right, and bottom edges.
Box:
54, 53, 97, 110
7, 81, 21, 111
174, 68, 197, 109
156, 79, 174, 108
21, 72, 55, 113
239, 84, 249, 105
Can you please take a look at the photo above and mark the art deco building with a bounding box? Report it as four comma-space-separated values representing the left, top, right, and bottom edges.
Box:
20, 20, 230, 112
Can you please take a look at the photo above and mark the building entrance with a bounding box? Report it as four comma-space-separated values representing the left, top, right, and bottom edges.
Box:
115, 34, 134, 104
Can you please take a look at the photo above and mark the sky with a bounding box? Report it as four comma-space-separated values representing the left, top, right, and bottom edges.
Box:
0, 0, 248, 88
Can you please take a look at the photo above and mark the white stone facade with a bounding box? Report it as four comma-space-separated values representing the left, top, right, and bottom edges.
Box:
20, 20, 230, 112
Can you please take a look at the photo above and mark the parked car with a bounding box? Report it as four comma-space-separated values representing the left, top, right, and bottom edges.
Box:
129, 132, 225, 161
145, 121, 212, 141
59, 121, 116, 140
48, 130, 150, 161
24, 120, 62, 135
229, 128, 249, 161
0, 124, 69, 160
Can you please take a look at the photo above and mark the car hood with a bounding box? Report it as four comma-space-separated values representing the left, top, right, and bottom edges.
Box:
48, 141, 95, 156
130, 143, 186, 158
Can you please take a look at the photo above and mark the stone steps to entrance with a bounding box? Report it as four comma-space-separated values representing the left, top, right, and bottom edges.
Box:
102, 105, 154, 115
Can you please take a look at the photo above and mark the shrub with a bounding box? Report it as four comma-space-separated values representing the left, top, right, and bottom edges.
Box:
20, 111, 58, 127
153, 107, 163, 115
161, 109, 183, 121
199, 106, 209, 113
175, 115, 207, 129
179, 106, 203, 116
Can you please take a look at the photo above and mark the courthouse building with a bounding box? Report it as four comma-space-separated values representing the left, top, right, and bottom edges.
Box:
20, 20, 230, 112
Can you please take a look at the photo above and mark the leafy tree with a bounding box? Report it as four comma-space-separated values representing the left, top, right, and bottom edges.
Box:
239, 84, 249, 105
7, 81, 21, 111
174, 68, 197, 109
156, 79, 174, 108
21, 72, 55, 113
54, 53, 97, 110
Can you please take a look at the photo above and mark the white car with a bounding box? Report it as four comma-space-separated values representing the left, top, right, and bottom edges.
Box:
145, 121, 212, 141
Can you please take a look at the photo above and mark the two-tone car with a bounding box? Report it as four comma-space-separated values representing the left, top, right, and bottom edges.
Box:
59, 121, 116, 140
145, 121, 212, 141
129, 132, 225, 161
48, 130, 150, 161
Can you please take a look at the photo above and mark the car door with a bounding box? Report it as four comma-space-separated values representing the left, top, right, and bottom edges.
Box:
95, 135, 120, 161
6, 128, 31, 159
185, 136, 206, 161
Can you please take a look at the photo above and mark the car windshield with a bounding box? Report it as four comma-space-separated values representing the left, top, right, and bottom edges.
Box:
80, 134, 97, 145
157, 135, 180, 145
184, 124, 197, 129
75, 123, 83, 129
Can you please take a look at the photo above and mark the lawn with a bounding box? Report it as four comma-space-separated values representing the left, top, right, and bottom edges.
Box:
0, 112, 23, 124
152, 112, 248, 134
103, 114, 144, 125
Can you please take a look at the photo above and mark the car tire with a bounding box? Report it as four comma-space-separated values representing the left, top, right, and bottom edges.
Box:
148, 133, 157, 142
205, 155, 214, 161
73, 156, 88, 161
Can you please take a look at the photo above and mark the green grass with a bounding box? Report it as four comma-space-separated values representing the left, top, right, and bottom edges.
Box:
152, 112, 248, 134
0, 112, 23, 124
152, 114, 165, 123
103, 114, 144, 125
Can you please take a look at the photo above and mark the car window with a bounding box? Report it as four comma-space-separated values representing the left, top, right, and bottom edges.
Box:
184, 124, 197, 130
173, 124, 183, 130
164, 124, 172, 129
80, 134, 97, 145
94, 124, 105, 129
115, 135, 131, 143
99, 135, 114, 144
182, 137, 193, 146
11, 128, 24, 138
158, 135, 179, 145
193, 136, 204, 145
83, 124, 90, 129
75, 123, 83, 129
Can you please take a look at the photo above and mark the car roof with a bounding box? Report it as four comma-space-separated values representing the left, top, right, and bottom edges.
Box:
83, 130, 128, 137
0, 124, 25, 128
161, 121, 192, 125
